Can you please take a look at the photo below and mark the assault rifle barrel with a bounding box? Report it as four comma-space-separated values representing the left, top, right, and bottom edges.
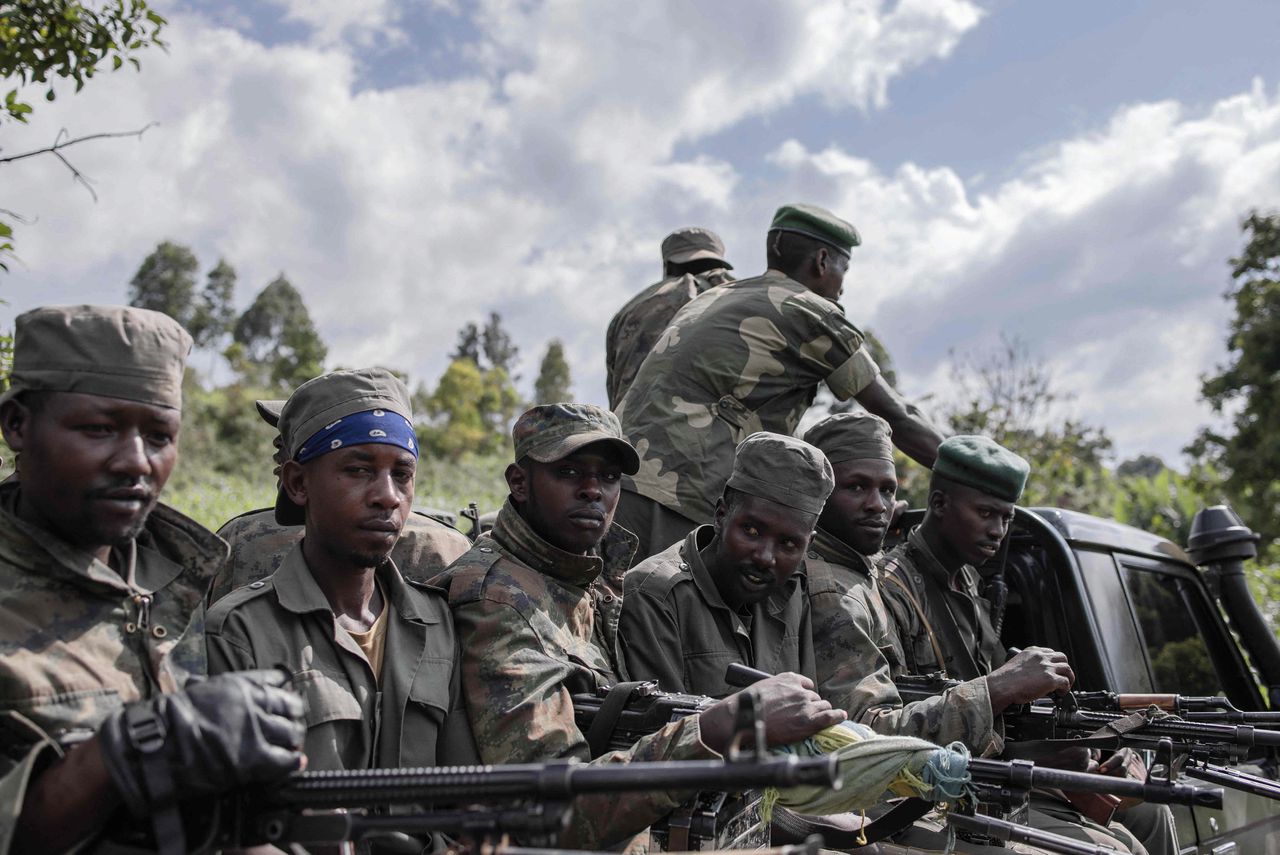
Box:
1020, 705, 1280, 750
265, 756, 840, 809
965, 758, 1223, 809
1182, 760, 1280, 801
947, 814, 1122, 855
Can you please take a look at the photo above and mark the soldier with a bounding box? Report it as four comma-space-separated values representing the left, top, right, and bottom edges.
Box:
0, 306, 305, 853
605, 226, 734, 408
206, 368, 470, 772
619, 432, 831, 697
207, 396, 470, 604
880, 435, 1174, 855
432, 403, 845, 851
615, 202, 945, 559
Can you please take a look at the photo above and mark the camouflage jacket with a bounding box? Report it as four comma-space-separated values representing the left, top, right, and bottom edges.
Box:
617, 270, 880, 524
0, 484, 226, 853
807, 528, 1001, 754
431, 501, 716, 850
620, 525, 814, 697
207, 542, 471, 772
605, 268, 734, 408
207, 507, 470, 603
880, 527, 1006, 680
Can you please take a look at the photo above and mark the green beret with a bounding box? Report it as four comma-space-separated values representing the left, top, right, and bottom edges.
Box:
511, 403, 639, 475
726, 432, 834, 516
1, 305, 192, 410
769, 203, 861, 257
803, 412, 893, 464
933, 435, 1029, 503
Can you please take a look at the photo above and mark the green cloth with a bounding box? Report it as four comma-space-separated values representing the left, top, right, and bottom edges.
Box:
933, 435, 1029, 502
803, 411, 894, 463
512, 403, 639, 475
770, 203, 861, 256
1, 304, 192, 410
726, 431, 834, 516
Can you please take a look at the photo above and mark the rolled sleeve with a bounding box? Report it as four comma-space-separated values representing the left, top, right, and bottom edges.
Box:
826, 346, 880, 401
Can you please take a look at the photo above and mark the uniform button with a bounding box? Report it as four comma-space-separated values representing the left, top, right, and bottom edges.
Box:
602, 594, 615, 603
152, 625, 167, 639
249, 581, 266, 589
679, 563, 688, 570
124, 622, 137, 634
479, 546, 492, 553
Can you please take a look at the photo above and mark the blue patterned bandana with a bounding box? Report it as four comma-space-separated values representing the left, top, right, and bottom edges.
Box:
295, 408, 418, 464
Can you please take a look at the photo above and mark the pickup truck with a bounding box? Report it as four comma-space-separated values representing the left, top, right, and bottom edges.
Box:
956, 503, 1280, 854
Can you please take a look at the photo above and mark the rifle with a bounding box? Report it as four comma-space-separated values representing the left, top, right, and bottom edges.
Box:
894, 672, 1280, 761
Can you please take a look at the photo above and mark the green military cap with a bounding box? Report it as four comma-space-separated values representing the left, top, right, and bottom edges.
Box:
276, 368, 415, 524
726, 431, 835, 516
1, 305, 192, 410
511, 403, 640, 475
661, 227, 732, 268
802, 412, 893, 464
255, 399, 285, 428
933, 435, 1030, 503
769, 203, 861, 257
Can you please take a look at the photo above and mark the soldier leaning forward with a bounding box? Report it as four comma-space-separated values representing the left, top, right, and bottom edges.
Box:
0, 306, 304, 854
431, 403, 844, 852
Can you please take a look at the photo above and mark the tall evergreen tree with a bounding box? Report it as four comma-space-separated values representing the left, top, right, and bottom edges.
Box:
128, 240, 199, 327
188, 259, 237, 349
534, 339, 572, 403
230, 275, 327, 390
482, 311, 519, 376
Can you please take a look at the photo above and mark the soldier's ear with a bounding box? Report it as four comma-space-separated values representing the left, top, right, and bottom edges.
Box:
506, 462, 530, 503
281, 460, 308, 509
0, 399, 29, 452
927, 488, 948, 516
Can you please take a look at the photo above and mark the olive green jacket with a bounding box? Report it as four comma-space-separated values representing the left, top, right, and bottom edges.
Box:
620, 525, 814, 698
0, 485, 226, 854
206, 542, 470, 771
808, 528, 1001, 755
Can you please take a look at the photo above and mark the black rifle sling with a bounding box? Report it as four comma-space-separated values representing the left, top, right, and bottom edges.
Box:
908, 549, 983, 681
585, 681, 647, 758
771, 798, 934, 848
1003, 709, 1152, 760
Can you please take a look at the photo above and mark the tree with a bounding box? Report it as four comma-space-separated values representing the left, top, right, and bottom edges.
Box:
1117, 454, 1166, 480
1, 1, 167, 269
482, 311, 519, 376
188, 259, 236, 349
419, 358, 521, 460
1189, 212, 1280, 542
230, 275, 327, 391
128, 240, 198, 327
534, 339, 572, 403
452, 322, 481, 365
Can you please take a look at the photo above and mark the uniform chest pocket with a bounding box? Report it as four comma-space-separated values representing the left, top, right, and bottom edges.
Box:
402, 659, 461, 766
292, 669, 364, 727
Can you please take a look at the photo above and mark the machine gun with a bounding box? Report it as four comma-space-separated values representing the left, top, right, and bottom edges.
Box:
1067, 689, 1280, 726
895, 672, 1280, 762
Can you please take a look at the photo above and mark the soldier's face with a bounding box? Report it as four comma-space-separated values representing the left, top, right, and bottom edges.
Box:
933, 483, 1015, 566
711, 493, 815, 609
507, 445, 623, 555
1, 392, 180, 561
285, 444, 415, 569
818, 458, 897, 556
812, 249, 850, 302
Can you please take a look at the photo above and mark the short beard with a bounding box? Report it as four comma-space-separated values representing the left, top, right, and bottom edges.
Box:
345, 547, 391, 571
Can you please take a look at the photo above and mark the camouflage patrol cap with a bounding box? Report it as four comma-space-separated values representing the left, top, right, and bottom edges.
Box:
803, 412, 893, 464
933, 435, 1029, 503
726, 432, 835, 517
276, 368, 415, 524
769, 203, 861, 257
255, 399, 285, 428
512, 403, 639, 475
661, 227, 732, 269
0, 305, 192, 410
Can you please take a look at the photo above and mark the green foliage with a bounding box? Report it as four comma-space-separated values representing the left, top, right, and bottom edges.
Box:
533, 339, 572, 403
1190, 211, 1280, 543
0, 0, 166, 124
418, 357, 520, 460
0, 219, 13, 272
128, 240, 198, 326
862, 329, 898, 389
188, 259, 236, 349
482, 311, 519, 376
231, 275, 327, 391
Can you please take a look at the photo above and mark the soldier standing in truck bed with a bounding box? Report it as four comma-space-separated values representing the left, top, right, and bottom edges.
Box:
605, 226, 735, 409
614, 202, 944, 560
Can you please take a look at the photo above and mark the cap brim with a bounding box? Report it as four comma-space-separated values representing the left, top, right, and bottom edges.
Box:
527, 433, 640, 476
274, 484, 306, 526
665, 249, 732, 268
256, 399, 286, 428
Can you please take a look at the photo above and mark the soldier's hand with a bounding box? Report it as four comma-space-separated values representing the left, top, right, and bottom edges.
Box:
1095, 747, 1148, 809
98, 669, 306, 816
986, 646, 1075, 711
699, 673, 846, 752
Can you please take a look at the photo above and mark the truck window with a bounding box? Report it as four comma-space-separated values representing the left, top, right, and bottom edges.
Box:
1117, 562, 1220, 696
1076, 550, 1151, 691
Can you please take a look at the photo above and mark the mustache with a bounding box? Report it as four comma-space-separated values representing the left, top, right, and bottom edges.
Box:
86, 480, 155, 502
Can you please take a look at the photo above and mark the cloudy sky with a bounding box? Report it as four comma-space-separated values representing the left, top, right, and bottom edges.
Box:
4, 0, 1280, 464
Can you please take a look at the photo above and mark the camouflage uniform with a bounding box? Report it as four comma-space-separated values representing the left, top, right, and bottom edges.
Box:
616, 270, 880, 540
207, 508, 470, 603
433, 501, 716, 850
0, 485, 226, 852
807, 527, 1002, 754
605, 268, 734, 408
620, 525, 814, 697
